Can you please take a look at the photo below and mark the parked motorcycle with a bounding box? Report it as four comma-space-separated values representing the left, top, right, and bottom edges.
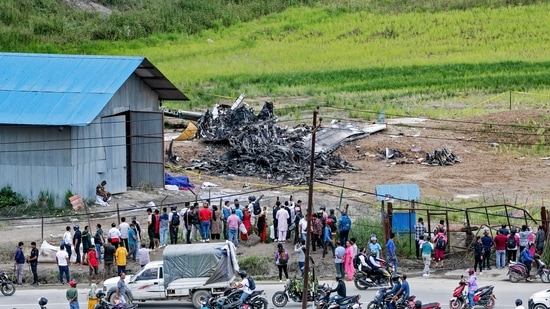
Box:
94, 291, 138, 309
449, 276, 495, 309
272, 278, 322, 307
508, 254, 550, 283
354, 258, 393, 290
316, 283, 362, 309
0, 272, 15, 296
366, 288, 439, 309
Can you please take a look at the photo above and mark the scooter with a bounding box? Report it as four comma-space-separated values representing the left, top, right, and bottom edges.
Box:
508, 254, 550, 283
366, 288, 440, 309
449, 276, 495, 309
94, 291, 138, 309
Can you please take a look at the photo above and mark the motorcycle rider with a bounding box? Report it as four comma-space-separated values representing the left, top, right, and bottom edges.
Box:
357, 247, 371, 273
385, 275, 402, 309
235, 270, 253, 308
329, 275, 347, 303
515, 299, 525, 309
392, 274, 410, 306
366, 250, 385, 283
467, 269, 478, 308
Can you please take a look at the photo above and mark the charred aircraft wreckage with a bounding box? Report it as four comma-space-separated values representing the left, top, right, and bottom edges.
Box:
185, 96, 381, 184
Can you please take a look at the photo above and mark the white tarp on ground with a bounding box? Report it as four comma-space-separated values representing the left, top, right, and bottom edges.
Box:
39, 240, 82, 263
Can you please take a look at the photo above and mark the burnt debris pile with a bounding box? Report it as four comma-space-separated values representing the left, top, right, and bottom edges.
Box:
191, 101, 357, 184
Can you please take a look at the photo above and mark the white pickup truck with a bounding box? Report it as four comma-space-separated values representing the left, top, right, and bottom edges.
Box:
103, 242, 238, 308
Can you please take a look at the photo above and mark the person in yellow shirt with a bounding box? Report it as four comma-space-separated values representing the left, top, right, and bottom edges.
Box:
115, 242, 128, 276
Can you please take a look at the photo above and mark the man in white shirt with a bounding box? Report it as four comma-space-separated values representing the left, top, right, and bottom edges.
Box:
62, 226, 73, 262
236, 270, 253, 306
119, 217, 130, 252
299, 215, 309, 242
56, 245, 70, 284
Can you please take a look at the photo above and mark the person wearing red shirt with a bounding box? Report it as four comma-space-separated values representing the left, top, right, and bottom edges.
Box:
494, 230, 508, 269
198, 202, 213, 242
88, 247, 100, 284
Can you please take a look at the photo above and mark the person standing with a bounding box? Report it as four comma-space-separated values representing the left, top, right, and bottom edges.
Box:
241, 206, 251, 241
146, 208, 155, 249
211, 205, 222, 240
191, 203, 201, 242
344, 240, 355, 281
494, 230, 507, 269
56, 244, 70, 285
276, 204, 290, 243
169, 206, 180, 244
103, 238, 116, 279
386, 232, 398, 272
222, 201, 231, 240
131, 216, 142, 260
337, 211, 352, 245
128, 224, 138, 261
159, 207, 169, 247
153, 209, 161, 249
334, 241, 346, 278
27, 241, 39, 285
81, 226, 92, 265
94, 224, 104, 263
88, 247, 99, 284
311, 213, 323, 252
119, 217, 130, 252
519, 225, 531, 253
294, 239, 306, 276
14, 241, 25, 286
272, 201, 280, 241
63, 226, 73, 262
72, 225, 82, 265
198, 202, 212, 242
116, 273, 128, 303
433, 229, 447, 268
536, 226, 546, 255
226, 209, 240, 247
507, 228, 520, 264
472, 236, 483, 274
108, 223, 121, 248
274, 243, 289, 282
257, 206, 267, 243
183, 206, 196, 244
139, 244, 151, 268
420, 236, 433, 277
66, 280, 80, 309
414, 218, 426, 259
481, 229, 494, 271
299, 214, 309, 242
322, 222, 335, 260
115, 242, 128, 276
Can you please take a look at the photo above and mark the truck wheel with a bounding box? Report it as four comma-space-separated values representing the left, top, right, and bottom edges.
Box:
192, 290, 211, 309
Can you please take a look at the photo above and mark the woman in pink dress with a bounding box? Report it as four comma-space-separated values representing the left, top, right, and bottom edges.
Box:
344, 240, 355, 280
241, 207, 251, 241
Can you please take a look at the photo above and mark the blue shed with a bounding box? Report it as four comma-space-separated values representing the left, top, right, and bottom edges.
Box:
0, 52, 188, 202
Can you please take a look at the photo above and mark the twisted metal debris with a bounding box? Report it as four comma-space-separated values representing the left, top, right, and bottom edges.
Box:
190, 101, 357, 184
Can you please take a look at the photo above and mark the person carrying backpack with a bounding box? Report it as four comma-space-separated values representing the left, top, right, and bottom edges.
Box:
433, 229, 446, 267
169, 206, 180, 244
507, 228, 519, 264
235, 270, 255, 307
337, 211, 352, 245
274, 243, 289, 282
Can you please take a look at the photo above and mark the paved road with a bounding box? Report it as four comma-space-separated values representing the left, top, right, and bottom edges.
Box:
2, 276, 547, 309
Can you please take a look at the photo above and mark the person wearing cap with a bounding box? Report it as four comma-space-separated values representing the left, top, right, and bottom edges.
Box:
66, 280, 79, 309
73, 225, 82, 265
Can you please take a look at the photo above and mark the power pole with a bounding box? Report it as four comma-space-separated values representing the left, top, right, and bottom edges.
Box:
302, 107, 320, 309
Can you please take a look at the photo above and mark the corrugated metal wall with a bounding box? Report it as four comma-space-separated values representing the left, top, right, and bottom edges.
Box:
0, 126, 73, 200
130, 111, 164, 187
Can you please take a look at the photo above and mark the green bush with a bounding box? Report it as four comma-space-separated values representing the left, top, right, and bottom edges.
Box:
238, 255, 272, 278
0, 185, 26, 208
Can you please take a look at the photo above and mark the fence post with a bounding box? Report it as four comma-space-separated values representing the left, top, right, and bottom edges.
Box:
509, 91, 512, 110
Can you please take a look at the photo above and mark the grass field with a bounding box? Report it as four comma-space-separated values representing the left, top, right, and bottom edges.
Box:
96, 4, 550, 116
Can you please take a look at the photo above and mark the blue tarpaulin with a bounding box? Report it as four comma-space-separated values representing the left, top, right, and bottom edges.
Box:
164, 173, 195, 190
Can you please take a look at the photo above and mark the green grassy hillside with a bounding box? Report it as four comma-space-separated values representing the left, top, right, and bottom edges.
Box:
2, 0, 550, 118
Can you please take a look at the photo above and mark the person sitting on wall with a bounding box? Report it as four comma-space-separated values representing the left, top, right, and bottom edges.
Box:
95, 180, 111, 207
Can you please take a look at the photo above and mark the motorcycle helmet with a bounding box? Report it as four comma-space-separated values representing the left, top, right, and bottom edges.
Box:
73, 224, 79, 230
96, 291, 106, 299
391, 274, 400, 282
38, 297, 48, 306
238, 270, 248, 278
467, 268, 475, 275
370, 251, 377, 257
516, 299, 523, 306
414, 300, 422, 309
69, 280, 77, 287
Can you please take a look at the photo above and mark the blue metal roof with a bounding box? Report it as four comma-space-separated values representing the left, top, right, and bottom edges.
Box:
0, 53, 187, 126
375, 183, 421, 201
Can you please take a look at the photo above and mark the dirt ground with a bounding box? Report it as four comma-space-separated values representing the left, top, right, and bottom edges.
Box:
2, 110, 550, 284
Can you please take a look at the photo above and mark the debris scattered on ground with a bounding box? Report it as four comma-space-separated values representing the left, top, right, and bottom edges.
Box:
375, 146, 461, 166
189, 99, 371, 184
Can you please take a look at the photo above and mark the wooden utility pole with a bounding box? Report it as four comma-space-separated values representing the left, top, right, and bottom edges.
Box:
302, 107, 320, 309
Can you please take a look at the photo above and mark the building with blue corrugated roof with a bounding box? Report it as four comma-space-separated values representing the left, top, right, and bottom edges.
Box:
0, 52, 188, 202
